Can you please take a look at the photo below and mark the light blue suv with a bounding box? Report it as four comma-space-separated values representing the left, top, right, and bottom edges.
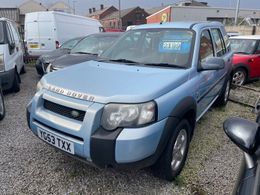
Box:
27, 22, 233, 181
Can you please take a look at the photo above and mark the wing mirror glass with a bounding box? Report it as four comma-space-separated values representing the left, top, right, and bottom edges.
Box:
224, 117, 259, 154
198, 57, 225, 71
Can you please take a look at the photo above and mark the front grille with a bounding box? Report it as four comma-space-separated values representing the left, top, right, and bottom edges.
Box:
43, 100, 85, 121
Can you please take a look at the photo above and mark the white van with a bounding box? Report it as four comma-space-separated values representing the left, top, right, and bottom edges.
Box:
0, 18, 25, 92
25, 11, 103, 57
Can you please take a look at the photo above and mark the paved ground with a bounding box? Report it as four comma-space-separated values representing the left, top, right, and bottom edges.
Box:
0, 67, 258, 195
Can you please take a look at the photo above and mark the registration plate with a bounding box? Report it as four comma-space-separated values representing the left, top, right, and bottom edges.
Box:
37, 127, 74, 154
29, 44, 39, 48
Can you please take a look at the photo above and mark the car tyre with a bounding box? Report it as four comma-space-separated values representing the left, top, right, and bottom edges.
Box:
215, 77, 231, 106
12, 70, 20, 93
0, 89, 5, 120
232, 68, 247, 85
20, 65, 26, 74
152, 119, 191, 181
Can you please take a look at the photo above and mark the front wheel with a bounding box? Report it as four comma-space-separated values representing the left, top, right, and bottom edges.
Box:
232, 68, 247, 85
216, 78, 231, 106
12, 70, 20, 93
0, 89, 5, 120
152, 119, 191, 181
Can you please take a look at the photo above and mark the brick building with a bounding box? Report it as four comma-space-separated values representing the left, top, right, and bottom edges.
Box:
101, 6, 148, 30
88, 5, 118, 20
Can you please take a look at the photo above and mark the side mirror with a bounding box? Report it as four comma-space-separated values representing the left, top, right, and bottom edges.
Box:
9, 42, 15, 50
223, 117, 259, 154
198, 57, 225, 71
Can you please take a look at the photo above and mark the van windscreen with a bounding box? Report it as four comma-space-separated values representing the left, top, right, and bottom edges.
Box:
0, 22, 4, 43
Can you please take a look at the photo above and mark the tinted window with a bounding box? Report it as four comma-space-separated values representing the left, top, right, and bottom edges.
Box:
230, 39, 257, 54
0, 22, 4, 43
101, 29, 194, 68
71, 35, 119, 55
200, 30, 214, 62
211, 29, 226, 57
255, 42, 260, 54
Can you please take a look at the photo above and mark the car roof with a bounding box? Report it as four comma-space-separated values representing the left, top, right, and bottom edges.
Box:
134, 21, 223, 30
230, 35, 260, 40
88, 32, 123, 37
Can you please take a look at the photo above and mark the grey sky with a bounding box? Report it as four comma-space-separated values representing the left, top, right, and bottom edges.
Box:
1, 0, 260, 15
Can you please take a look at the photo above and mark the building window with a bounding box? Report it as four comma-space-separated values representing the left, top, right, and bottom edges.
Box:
136, 13, 141, 20
110, 21, 112, 27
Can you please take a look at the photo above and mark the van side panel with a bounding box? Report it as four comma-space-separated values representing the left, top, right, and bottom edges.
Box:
25, 11, 102, 56
54, 13, 101, 45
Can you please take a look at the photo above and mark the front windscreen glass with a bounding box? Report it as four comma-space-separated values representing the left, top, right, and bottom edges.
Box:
71, 35, 119, 55
100, 29, 194, 68
0, 22, 4, 43
230, 39, 257, 54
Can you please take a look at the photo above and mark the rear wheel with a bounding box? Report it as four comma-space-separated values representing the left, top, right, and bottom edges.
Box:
232, 68, 247, 85
0, 89, 5, 120
152, 119, 191, 181
20, 65, 26, 74
12, 70, 20, 93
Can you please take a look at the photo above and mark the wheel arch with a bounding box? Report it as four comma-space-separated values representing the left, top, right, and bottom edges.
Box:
232, 63, 250, 79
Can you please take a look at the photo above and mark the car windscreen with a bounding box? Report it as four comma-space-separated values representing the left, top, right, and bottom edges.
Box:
230, 39, 257, 54
0, 22, 4, 44
61, 38, 81, 50
71, 35, 119, 55
100, 29, 194, 68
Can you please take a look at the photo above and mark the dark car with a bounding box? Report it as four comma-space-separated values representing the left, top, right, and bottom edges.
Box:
46, 32, 122, 73
0, 85, 5, 120
35, 37, 83, 75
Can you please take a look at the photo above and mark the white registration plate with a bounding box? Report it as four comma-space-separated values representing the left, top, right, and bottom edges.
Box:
37, 127, 75, 154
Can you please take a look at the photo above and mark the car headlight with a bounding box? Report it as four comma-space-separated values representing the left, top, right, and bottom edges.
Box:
36, 80, 44, 92
0, 54, 4, 72
101, 101, 156, 131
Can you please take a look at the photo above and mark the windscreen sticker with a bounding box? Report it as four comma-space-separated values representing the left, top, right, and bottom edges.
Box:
159, 35, 191, 54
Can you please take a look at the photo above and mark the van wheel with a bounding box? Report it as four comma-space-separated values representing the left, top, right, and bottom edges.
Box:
152, 119, 191, 181
215, 77, 231, 106
0, 89, 5, 120
20, 65, 26, 74
12, 71, 20, 93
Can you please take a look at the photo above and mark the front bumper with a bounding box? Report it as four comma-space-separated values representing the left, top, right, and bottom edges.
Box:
27, 91, 167, 169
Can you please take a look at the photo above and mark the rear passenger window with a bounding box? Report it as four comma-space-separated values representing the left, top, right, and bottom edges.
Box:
211, 29, 226, 57
200, 30, 214, 62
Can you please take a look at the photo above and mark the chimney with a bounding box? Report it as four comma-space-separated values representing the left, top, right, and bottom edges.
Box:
100, 4, 104, 10
92, 7, 96, 13
89, 8, 92, 14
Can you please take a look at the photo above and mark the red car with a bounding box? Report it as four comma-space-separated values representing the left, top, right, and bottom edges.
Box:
230, 35, 260, 85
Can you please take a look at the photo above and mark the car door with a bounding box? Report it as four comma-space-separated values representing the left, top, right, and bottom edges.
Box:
251, 41, 260, 78
9, 22, 24, 73
5, 22, 16, 72
196, 29, 225, 119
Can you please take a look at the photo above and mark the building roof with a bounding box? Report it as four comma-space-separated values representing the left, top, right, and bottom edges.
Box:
48, 1, 72, 13
146, 5, 169, 15
230, 35, 260, 40
19, 0, 47, 15
88, 6, 117, 17
101, 7, 139, 20
175, 0, 208, 7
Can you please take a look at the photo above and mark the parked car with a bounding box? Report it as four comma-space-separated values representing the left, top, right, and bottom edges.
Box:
27, 22, 232, 181
35, 37, 84, 75
0, 84, 5, 120
46, 32, 122, 73
24, 11, 103, 57
223, 98, 260, 195
0, 18, 25, 92
230, 35, 260, 85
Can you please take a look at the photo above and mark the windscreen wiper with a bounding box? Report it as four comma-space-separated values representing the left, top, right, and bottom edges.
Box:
109, 59, 139, 64
143, 63, 187, 69
74, 52, 98, 55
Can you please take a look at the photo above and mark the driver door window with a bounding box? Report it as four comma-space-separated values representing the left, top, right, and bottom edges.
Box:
199, 30, 214, 63
6, 23, 15, 54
